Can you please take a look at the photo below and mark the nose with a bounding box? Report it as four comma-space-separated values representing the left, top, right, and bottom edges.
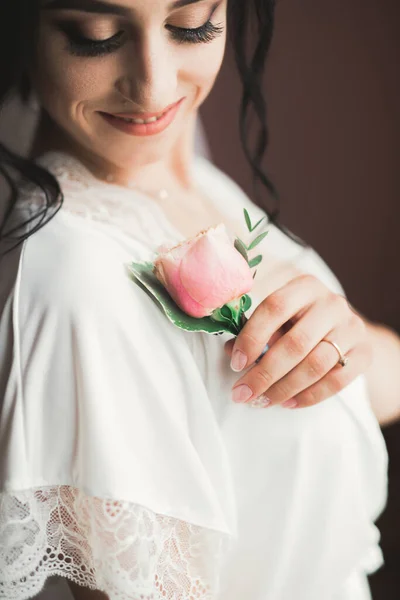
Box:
116, 30, 177, 112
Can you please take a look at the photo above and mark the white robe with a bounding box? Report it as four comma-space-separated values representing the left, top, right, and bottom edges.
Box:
0, 151, 388, 600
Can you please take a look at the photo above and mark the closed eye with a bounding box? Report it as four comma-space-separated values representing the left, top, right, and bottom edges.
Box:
166, 19, 224, 44
57, 17, 224, 57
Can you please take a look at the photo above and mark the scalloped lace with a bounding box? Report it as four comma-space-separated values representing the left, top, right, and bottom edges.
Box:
0, 486, 231, 600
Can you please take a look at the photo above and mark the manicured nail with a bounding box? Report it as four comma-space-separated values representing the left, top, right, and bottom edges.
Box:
232, 384, 253, 403
250, 395, 272, 408
230, 349, 248, 372
281, 399, 298, 409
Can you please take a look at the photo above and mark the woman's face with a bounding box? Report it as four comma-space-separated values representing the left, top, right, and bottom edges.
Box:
33, 0, 227, 171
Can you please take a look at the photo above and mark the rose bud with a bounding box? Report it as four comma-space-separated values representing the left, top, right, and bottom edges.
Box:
154, 224, 254, 318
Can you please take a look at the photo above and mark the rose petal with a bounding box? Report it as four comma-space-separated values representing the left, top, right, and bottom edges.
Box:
180, 228, 253, 308
154, 254, 212, 317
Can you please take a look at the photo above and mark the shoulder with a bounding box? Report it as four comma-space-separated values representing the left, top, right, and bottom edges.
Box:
13, 209, 191, 393
16, 211, 160, 325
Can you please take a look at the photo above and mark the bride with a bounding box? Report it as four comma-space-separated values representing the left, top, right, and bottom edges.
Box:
0, 0, 399, 599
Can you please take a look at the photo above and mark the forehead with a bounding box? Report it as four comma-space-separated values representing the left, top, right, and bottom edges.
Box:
41, 0, 207, 16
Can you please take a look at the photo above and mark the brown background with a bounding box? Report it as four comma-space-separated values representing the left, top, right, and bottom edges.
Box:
0, 0, 398, 598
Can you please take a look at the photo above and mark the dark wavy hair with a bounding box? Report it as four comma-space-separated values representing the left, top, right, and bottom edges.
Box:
0, 0, 305, 256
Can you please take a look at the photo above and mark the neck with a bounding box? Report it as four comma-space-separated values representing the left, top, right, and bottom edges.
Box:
29, 107, 198, 193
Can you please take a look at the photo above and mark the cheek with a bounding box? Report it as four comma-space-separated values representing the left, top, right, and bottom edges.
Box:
180, 35, 226, 103
32, 32, 112, 121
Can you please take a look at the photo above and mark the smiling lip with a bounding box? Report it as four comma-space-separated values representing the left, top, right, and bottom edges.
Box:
99, 97, 185, 137
111, 98, 184, 120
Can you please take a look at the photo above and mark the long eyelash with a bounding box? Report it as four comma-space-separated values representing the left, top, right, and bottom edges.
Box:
168, 20, 224, 45
60, 18, 224, 58
60, 27, 125, 57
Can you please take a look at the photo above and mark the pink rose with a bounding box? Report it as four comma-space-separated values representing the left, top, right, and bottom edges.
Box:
154, 224, 254, 318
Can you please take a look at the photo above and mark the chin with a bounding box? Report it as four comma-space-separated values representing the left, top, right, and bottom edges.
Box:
104, 139, 175, 168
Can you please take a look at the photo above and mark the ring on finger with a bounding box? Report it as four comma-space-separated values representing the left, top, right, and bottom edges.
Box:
321, 339, 348, 368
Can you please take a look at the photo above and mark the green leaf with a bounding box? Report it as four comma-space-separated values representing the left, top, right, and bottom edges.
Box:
223, 299, 243, 328
249, 255, 263, 268
127, 262, 238, 335
234, 238, 249, 262
240, 294, 252, 312
220, 305, 230, 318
211, 304, 235, 323
247, 230, 269, 251
211, 305, 240, 334
211, 306, 234, 325
243, 208, 252, 232
252, 216, 267, 231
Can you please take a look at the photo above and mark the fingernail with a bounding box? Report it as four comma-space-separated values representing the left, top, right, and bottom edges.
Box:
230, 349, 248, 372
232, 384, 253, 403
281, 399, 298, 409
250, 395, 272, 408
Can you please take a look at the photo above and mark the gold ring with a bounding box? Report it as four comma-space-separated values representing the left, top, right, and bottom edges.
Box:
322, 339, 348, 367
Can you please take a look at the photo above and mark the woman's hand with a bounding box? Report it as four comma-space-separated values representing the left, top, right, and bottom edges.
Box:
224, 274, 372, 409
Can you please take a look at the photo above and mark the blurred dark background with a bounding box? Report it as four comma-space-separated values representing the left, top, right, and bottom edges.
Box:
0, 0, 398, 598
201, 0, 400, 598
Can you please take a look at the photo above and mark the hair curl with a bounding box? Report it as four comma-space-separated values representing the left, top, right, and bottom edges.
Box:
0, 0, 305, 256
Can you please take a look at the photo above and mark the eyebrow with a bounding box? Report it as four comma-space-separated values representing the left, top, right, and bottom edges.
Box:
42, 0, 205, 17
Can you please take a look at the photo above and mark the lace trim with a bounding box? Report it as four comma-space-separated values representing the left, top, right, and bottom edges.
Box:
0, 486, 230, 600
31, 151, 182, 248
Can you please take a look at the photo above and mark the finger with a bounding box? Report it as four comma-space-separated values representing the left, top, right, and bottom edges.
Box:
224, 328, 285, 359
231, 274, 328, 372
261, 315, 366, 406
284, 342, 373, 409
224, 338, 235, 358
231, 294, 349, 403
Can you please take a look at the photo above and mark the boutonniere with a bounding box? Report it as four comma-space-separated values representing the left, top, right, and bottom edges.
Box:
127, 209, 268, 335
